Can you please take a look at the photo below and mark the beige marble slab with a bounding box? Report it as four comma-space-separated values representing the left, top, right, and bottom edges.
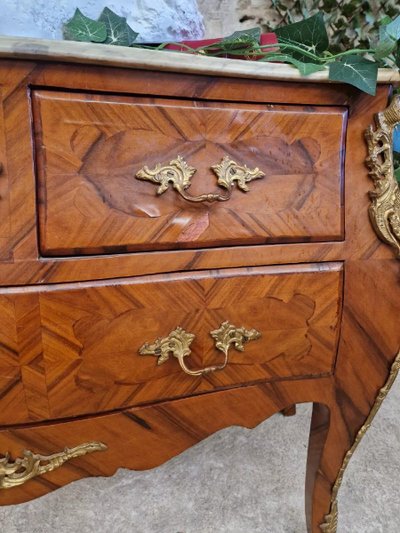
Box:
0, 35, 399, 83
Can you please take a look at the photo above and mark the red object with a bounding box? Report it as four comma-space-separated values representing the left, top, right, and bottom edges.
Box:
165, 33, 278, 60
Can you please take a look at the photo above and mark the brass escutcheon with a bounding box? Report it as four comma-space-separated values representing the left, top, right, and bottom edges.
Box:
138, 321, 261, 377
135, 155, 264, 203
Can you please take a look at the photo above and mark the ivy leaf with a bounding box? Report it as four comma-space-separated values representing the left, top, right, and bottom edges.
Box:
98, 7, 138, 46
374, 38, 397, 60
379, 16, 392, 27
275, 13, 329, 62
329, 55, 378, 95
295, 60, 326, 75
63, 8, 107, 43
376, 17, 400, 60
381, 15, 400, 41
260, 53, 325, 75
219, 27, 261, 51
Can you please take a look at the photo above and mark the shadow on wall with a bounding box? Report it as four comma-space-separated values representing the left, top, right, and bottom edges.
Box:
0, 0, 205, 42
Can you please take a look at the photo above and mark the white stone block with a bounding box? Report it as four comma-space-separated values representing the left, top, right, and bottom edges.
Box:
0, 0, 205, 42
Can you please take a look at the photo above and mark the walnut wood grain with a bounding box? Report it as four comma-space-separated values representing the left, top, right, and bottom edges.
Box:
0, 57, 399, 533
33, 90, 345, 256
0, 263, 342, 423
0, 61, 391, 286
0, 376, 341, 507
281, 404, 296, 417
0, 295, 28, 425
0, 88, 11, 261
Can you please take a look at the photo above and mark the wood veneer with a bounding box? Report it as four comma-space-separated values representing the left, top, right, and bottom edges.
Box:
33, 90, 346, 255
0, 376, 345, 507
0, 53, 399, 533
0, 263, 342, 423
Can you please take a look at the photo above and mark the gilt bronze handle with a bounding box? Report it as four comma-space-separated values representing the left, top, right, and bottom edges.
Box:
138, 321, 261, 377
0, 441, 107, 489
135, 155, 264, 203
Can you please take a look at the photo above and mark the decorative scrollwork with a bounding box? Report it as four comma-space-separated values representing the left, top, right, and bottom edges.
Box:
0, 442, 107, 489
139, 326, 195, 367
136, 155, 264, 203
365, 96, 400, 257
139, 321, 261, 377
210, 320, 261, 356
320, 350, 400, 532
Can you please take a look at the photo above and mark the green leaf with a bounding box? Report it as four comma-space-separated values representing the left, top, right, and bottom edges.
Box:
375, 37, 397, 60
394, 166, 400, 183
98, 7, 138, 46
382, 15, 400, 41
275, 13, 329, 62
377, 16, 400, 61
379, 16, 392, 27
260, 53, 326, 75
328, 55, 378, 95
219, 27, 261, 51
298, 61, 326, 75
395, 45, 400, 69
63, 8, 107, 43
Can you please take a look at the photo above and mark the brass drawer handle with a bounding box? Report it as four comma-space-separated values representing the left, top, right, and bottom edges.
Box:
0, 441, 107, 489
139, 321, 261, 377
136, 155, 264, 203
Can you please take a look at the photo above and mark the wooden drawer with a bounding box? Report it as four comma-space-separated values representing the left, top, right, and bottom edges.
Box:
0, 379, 327, 505
33, 90, 346, 256
0, 263, 343, 423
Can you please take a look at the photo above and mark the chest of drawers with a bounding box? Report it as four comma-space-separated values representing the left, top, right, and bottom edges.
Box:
0, 37, 399, 533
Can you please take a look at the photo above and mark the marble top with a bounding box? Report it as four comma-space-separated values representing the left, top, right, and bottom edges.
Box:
0, 35, 399, 83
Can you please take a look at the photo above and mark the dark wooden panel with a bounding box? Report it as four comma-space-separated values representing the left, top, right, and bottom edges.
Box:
33, 90, 346, 256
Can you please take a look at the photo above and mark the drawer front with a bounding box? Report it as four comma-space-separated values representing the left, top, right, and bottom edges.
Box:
0, 263, 343, 421
33, 90, 346, 256
0, 380, 324, 505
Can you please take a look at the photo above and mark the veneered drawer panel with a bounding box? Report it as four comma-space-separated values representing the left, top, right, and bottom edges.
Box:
0, 296, 30, 425
33, 90, 346, 256
0, 380, 326, 505
0, 263, 343, 421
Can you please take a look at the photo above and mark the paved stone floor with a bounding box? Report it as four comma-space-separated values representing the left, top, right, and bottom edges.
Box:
1, 379, 400, 533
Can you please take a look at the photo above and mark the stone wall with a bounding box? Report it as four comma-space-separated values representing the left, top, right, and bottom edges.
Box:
198, 0, 277, 38
0, 0, 277, 43
0, 0, 205, 42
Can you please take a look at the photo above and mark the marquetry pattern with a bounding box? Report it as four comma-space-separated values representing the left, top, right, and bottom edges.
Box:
0, 89, 11, 261
33, 90, 346, 256
0, 375, 335, 506
0, 58, 399, 533
13, 294, 50, 421
0, 69, 391, 286
1, 62, 39, 262
0, 264, 342, 421
0, 296, 27, 425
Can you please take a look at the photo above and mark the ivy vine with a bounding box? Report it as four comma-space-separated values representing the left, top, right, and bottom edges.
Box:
63, 7, 400, 96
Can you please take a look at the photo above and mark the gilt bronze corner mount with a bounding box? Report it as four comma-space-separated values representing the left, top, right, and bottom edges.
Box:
366, 95, 400, 258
